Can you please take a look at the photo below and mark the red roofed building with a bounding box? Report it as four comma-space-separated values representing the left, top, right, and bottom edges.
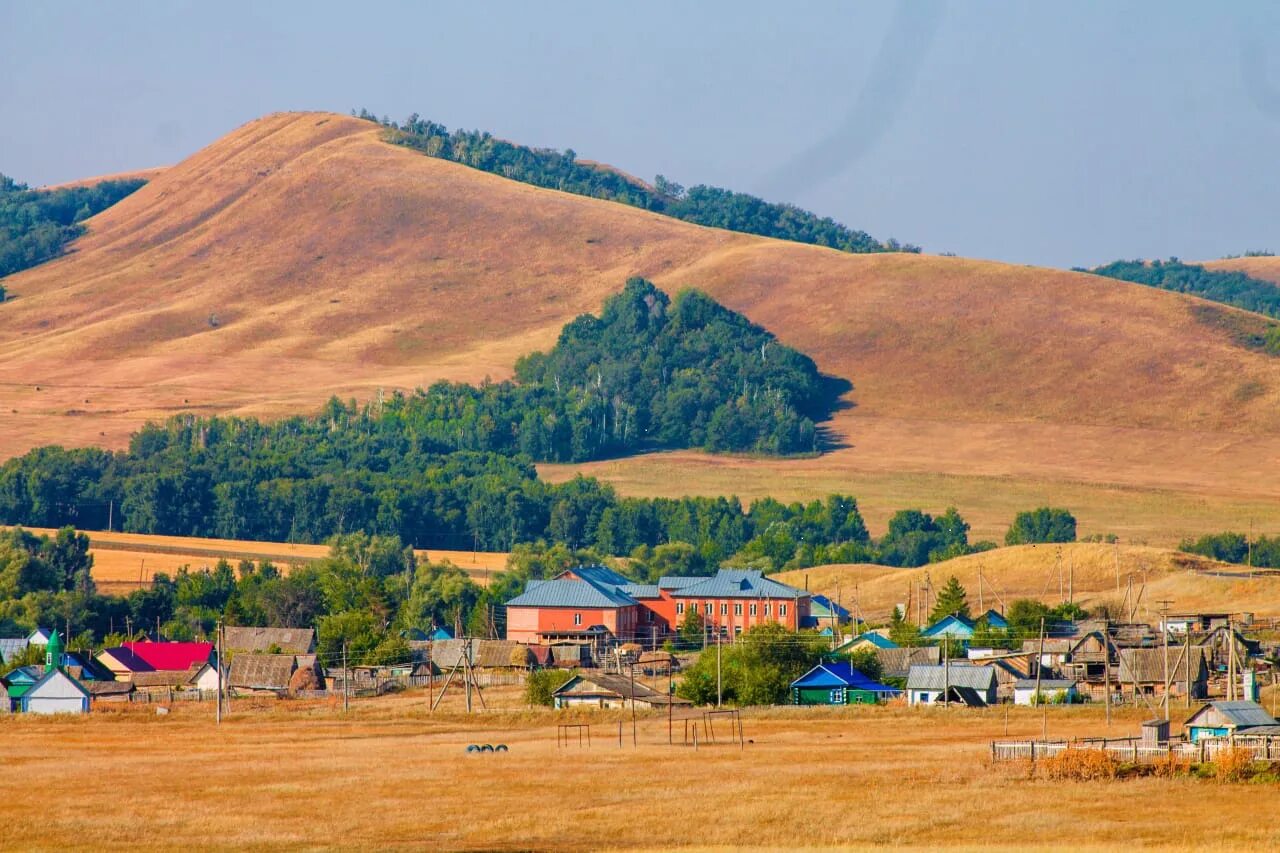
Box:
123, 640, 214, 672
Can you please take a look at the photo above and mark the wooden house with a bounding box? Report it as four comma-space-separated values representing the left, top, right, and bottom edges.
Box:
96, 646, 156, 681
85, 680, 134, 702
222, 626, 316, 656
21, 667, 90, 714
1117, 646, 1209, 700
229, 654, 298, 696
552, 673, 690, 710
1184, 700, 1279, 742
790, 662, 901, 705
906, 664, 997, 706
874, 646, 940, 680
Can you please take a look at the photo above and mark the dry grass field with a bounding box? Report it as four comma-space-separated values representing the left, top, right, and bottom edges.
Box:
1, 688, 1277, 851
1203, 255, 1280, 284
774, 542, 1280, 623
11, 527, 508, 594
1, 111, 1279, 546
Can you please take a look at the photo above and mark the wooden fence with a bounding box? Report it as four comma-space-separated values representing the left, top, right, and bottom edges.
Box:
991, 734, 1280, 764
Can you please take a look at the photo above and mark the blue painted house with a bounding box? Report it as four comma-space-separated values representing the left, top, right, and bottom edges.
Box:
791, 661, 902, 705
1184, 700, 1280, 742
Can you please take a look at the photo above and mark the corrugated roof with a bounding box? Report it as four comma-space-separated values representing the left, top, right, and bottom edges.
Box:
875, 646, 940, 678
0, 638, 29, 663
657, 577, 702, 590
124, 641, 213, 671
553, 672, 690, 704
906, 664, 996, 691
668, 569, 806, 600
565, 565, 633, 586
84, 680, 133, 696
1118, 647, 1209, 684
620, 584, 661, 599
98, 646, 155, 673
1205, 700, 1278, 728
506, 578, 636, 608
1013, 679, 1077, 690
792, 662, 900, 693
431, 639, 531, 670
222, 627, 315, 655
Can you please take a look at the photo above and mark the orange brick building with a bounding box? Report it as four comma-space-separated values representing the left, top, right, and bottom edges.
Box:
505, 566, 809, 647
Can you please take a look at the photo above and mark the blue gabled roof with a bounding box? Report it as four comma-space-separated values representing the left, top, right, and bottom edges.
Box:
842, 632, 898, 650
669, 569, 806, 600
506, 579, 637, 609
792, 662, 900, 694
810, 595, 853, 620
566, 565, 633, 587
922, 614, 976, 639
980, 609, 1008, 629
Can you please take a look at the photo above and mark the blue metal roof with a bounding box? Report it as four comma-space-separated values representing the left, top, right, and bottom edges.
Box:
792, 662, 900, 693
980, 609, 1008, 629
922, 614, 976, 639
834, 632, 898, 651
566, 565, 633, 587
506, 579, 637, 609
669, 569, 806, 600
810, 595, 852, 620
620, 583, 661, 599
657, 577, 702, 591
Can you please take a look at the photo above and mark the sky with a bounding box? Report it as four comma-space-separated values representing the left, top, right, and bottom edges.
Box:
2, 1, 1278, 268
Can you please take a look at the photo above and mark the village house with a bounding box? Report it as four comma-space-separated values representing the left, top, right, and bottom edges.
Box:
222, 626, 316, 656
1184, 700, 1280, 742
828, 632, 898, 655
551, 672, 690, 710
790, 661, 901, 705
1116, 646, 1209, 701
229, 654, 298, 696
905, 664, 997, 707
874, 646, 941, 681
505, 566, 810, 648
21, 667, 91, 714
96, 645, 156, 681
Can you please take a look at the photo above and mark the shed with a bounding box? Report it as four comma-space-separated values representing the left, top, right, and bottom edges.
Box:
1012, 678, 1079, 706
85, 680, 135, 702
1184, 700, 1279, 742
906, 664, 997, 706
790, 662, 901, 705
229, 654, 297, 695
21, 667, 90, 714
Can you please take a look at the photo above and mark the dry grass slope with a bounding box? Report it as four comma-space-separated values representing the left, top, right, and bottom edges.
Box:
774, 542, 1280, 623
1, 111, 1279, 544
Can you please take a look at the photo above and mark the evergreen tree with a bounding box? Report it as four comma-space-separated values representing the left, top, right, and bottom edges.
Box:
928, 575, 970, 623
888, 605, 923, 647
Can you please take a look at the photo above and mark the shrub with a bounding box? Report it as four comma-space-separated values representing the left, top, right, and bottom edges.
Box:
1213, 747, 1256, 783
1151, 752, 1191, 779
1038, 748, 1119, 781
525, 668, 574, 707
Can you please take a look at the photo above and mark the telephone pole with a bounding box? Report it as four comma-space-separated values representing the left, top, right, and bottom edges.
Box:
1157, 600, 1173, 721
716, 630, 722, 709
1034, 617, 1046, 731
1102, 619, 1111, 728
215, 618, 222, 725
342, 640, 349, 712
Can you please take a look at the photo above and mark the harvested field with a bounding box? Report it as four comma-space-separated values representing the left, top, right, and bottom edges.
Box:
1, 689, 1276, 850
9, 527, 508, 592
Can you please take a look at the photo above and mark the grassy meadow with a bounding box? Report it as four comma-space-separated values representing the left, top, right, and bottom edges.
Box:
2, 687, 1278, 851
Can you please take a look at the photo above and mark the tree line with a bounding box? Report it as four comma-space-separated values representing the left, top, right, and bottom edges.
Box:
357, 109, 919, 255
0, 173, 146, 289
1180, 530, 1280, 568
1083, 258, 1280, 333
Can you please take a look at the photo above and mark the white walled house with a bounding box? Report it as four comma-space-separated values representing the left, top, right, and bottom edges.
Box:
190, 663, 223, 693
1013, 678, 1079, 706
22, 668, 90, 714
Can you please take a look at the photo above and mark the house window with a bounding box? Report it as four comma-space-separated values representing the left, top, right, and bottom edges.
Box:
750, 603, 757, 616
676, 602, 685, 615
734, 603, 743, 616
734, 626, 742, 636
720, 603, 728, 616
779, 604, 788, 617
573, 613, 582, 626
763, 603, 770, 615
830, 689, 844, 704
647, 609, 654, 622
704, 603, 713, 615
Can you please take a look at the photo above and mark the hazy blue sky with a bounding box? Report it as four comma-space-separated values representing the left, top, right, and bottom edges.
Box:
3, 1, 1278, 267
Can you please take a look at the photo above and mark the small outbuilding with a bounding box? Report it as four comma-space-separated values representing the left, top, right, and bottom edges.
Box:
1184, 700, 1279, 742
21, 667, 90, 714
790, 662, 901, 705
906, 664, 997, 706
1012, 678, 1079, 706
552, 673, 690, 710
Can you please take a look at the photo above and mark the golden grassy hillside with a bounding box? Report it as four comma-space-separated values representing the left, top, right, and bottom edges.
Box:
2, 111, 1279, 543
1203, 255, 1280, 284
774, 542, 1280, 623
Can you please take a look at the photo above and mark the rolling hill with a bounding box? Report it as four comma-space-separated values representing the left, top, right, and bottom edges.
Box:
773, 542, 1280, 622
1204, 255, 1280, 285
1, 111, 1279, 544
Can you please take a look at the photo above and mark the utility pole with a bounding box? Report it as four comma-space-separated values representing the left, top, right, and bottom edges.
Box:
942, 635, 950, 709
342, 640, 349, 713
978, 566, 984, 614
1158, 600, 1173, 721
215, 618, 222, 725
1102, 619, 1111, 729
1034, 617, 1046, 729
716, 629, 722, 709
629, 661, 637, 747
1184, 629, 1192, 709
1114, 540, 1121, 594
1227, 617, 1236, 701
1068, 552, 1074, 606
107, 500, 113, 533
